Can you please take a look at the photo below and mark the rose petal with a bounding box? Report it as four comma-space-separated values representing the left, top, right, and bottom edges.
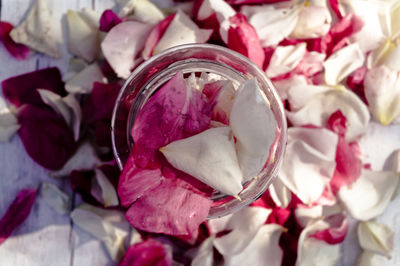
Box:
1, 67, 65, 108
152, 10, 212, 55
230, 79, 277, 181
269, 177, 292, 209
51, 142, 100, 178
101, 21, 152, 79
67, 10, 100, 62
118, 153, 164, 207
0, 21, 30, 60
0, 188, 37, 246
364, 65, 400, 125
132, 71, 211, 168
125, 176, 212, 236
213, 206, 272, 255
287, 88, 370, 141
18, 104, 76, 170
355, 251, 381, 266
38, 90, 82, 140
79, 8, 101, 28
91, 169, 119, 207
142, 14, 175, 60
287, 83, 331, 111
272, 74, 309, 101
71, 204, 130, 262
0, 105, 20, 142
65, 63, 107, 94
224, 13, 265, 68
323, 43, 365, 85
99, 9, 122, 32
296, 219, 341, 266
338, 169, 399, 221
224, 224, 284, 266
40, 182, 70, 214
119, 239, 172, 266
328, 0, 343, 20
279, 127, 338, 205
358, 221, 394, 259
267, 43, 307, 78
9, 0, 60, 57
241, 4, 300, 47
310, 213, 348, 244
118, 0, 165, 24
191, 235, 215, 266
290, 5, 331, 39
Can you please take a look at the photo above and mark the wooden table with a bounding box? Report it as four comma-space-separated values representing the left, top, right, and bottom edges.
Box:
0, 1, 399, 265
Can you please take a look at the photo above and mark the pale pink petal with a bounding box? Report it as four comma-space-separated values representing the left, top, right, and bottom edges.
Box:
358, 221, 394, 259
364, 65, 400, 125
266, 43, 307, 78
279, 127, 338, 205
296, 220, 341, 266
323, 43, 365, 85
287, 88, 370, 141
310, 213, 348, 244
101, 21, 153, 79
290, 5, 331, 39
295, 51, 325, 78
224, 224, 284, 266
152, 10, 212, 55
338, 169, 399, 221
241, 5, 300, 47
213, 207, 272, 256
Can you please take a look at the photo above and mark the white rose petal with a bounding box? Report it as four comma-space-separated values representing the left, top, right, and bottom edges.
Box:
355, 251, 381, 266
191, 236, 215, 266
241, 4, 300, 47
213, 207, 272, 256
65, 63, 107, 94
290, 5, 331, 39
9, 0, 60, 57
266, 43, 307, 78
0, 106, 20, 142
91, 169, 119, 207
279, 127, 338, 205
66, 10, 100, 62
153, 10, 212, 55
51, 142, 101, 178
358, 221, 394, 258
287, 84, 332, 111
338, 169, 399, 221
269, 177, 292, 208
119, 0, 165, 24
323, 43, 365, 85
40, 182, 70, 214
71, 204, 130, 262
364, 65, 400, 126
197, 0, 235, 21
225, 224, 284, 266
101, 21, 153, 79
161, 127, 243, 196
272, 75, 309, 101
287, 88, 370, 141
383, 44, 400, 71
230, 79, 277, 181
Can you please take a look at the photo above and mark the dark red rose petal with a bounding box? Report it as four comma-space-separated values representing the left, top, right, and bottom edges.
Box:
0, 188, 37, 246
227, 14, 265, 68
0, 21, 31, 60
18, 104, 76, 170
99, 9, 122, 32
69, 170, 101, 207
119, 239, 172, 266
1, 67, 65, 107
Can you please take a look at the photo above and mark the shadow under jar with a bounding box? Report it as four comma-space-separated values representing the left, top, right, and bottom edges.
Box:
111, 43, 287, 219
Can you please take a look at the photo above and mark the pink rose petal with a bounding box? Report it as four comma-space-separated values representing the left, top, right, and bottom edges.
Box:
99, 9, 122, 32
0, 21, 31, 60
18, 105, 76, 170
226, 0, 290, 4
118, 152, 164, 207
119, 239, 172, 266
309, 213, 348, 244
328, 0, 343, 20
346, 66, 367, 103
131, 71, 211, 169
125, 175, 212, 236
227, 14, 265, 68
1, 67, 65, 108
0, 188, 37, 246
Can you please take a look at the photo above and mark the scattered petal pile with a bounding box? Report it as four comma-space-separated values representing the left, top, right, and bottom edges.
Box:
1, 0, 400, 265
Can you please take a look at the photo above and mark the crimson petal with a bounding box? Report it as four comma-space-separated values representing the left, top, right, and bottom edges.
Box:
99, 9, 122, 32
119, 239, 172, 266
1, 67, 65, 108
18, 105, 76, 170
0, 188, 37, 246
0, 21, 30, 60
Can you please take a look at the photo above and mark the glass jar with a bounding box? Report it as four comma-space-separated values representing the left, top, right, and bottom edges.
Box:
111, 43, 287, 219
